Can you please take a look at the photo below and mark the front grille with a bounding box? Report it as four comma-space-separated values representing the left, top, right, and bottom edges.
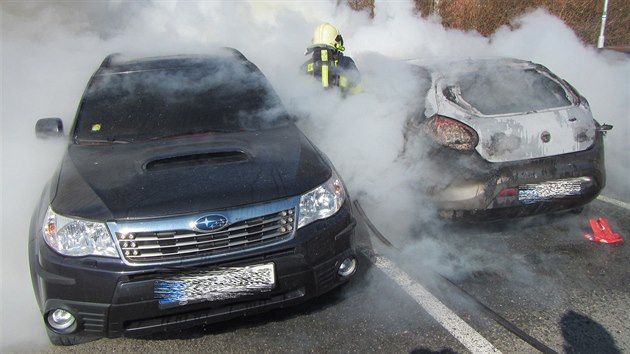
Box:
116, 208, 295, 264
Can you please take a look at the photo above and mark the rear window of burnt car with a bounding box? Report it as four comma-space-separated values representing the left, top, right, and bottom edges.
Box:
446, 65, 573, 116
74, 57, 290, 143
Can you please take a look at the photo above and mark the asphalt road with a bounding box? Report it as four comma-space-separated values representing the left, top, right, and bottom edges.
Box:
16, 196, 630, 354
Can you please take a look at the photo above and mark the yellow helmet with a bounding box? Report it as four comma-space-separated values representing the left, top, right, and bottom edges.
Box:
310, 23, 345, 51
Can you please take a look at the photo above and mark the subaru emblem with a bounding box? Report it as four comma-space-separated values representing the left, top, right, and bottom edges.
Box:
194, 215, 228, 232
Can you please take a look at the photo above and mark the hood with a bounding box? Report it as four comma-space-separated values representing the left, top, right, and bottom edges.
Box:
50, 125, 331, 220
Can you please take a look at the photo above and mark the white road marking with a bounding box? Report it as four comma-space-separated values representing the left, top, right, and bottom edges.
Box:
597, 195, 630, 210
374, 255, 502, 354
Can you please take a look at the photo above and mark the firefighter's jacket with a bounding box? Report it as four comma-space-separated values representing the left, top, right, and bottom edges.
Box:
302, 47, 362, 94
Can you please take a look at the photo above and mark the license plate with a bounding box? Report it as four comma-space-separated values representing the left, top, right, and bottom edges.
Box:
154, 263, 275, 308
518, 180, 583, 204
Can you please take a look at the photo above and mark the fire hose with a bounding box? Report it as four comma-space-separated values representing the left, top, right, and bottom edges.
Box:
352, 199, 558, 354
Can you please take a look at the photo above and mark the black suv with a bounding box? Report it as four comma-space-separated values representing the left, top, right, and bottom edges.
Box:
30, 48, 359, 345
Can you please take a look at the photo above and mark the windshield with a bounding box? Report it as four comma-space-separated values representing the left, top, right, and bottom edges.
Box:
445, 65, 572, 116
74, 58, 290, 143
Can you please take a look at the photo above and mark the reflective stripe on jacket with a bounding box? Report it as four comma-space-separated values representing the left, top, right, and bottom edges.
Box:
303, 48, 362, 94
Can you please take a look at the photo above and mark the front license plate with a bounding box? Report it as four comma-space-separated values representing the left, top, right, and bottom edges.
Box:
154, 263, 275, 308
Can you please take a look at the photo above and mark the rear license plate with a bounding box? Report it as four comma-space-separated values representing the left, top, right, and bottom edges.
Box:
518, 180, 583, 204
154, 263, 275, 308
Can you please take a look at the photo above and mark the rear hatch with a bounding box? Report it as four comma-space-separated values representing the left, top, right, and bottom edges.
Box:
432, 59, 597, 163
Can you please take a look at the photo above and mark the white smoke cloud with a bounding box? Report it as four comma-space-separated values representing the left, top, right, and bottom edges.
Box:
1, 1, 628, 351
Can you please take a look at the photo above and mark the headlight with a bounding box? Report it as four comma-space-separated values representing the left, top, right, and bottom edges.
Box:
42, 207, 118, 257
298, 171, 346, 229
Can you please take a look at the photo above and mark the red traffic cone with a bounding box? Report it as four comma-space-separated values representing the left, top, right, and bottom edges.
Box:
585, 218, 624, 244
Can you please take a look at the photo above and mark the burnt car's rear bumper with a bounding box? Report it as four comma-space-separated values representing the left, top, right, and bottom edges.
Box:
29, 203, 357, 339
432, 132, 606, 222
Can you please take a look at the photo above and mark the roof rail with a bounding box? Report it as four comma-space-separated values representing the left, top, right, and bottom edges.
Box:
100, 53, 122, 68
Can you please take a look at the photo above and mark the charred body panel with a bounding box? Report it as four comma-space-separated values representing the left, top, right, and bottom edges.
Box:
404, 58, 608, 221
29, 49, 360, 345
423, 59, 597, 163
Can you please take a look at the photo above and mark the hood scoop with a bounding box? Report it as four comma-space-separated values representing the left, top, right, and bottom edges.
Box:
145, 151, 249, 171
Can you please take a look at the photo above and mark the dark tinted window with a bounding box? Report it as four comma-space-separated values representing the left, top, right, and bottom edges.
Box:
74, 57, 289, 143
446, 66, 572, 115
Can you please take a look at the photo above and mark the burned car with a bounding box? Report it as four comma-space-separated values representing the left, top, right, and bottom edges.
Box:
29, 49, 359, 345
403, 58, 609, 221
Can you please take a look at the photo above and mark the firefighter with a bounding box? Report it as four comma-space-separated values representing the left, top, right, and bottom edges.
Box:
302, 23, 362, 95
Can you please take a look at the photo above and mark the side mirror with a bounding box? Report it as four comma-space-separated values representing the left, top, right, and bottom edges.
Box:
35, 118, 64, 139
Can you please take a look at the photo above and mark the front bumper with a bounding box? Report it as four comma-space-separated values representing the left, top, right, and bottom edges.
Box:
30, 202, 357, 339
430, 132, 606, 221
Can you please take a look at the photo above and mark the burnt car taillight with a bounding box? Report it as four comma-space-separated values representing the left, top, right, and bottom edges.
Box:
422, 115, 479, 151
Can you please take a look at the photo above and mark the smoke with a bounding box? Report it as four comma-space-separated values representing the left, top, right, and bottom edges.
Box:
1, 1, 628, 351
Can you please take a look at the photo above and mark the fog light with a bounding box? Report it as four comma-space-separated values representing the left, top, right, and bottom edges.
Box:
47, 309, 76, 331
338, 257, 357, 277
